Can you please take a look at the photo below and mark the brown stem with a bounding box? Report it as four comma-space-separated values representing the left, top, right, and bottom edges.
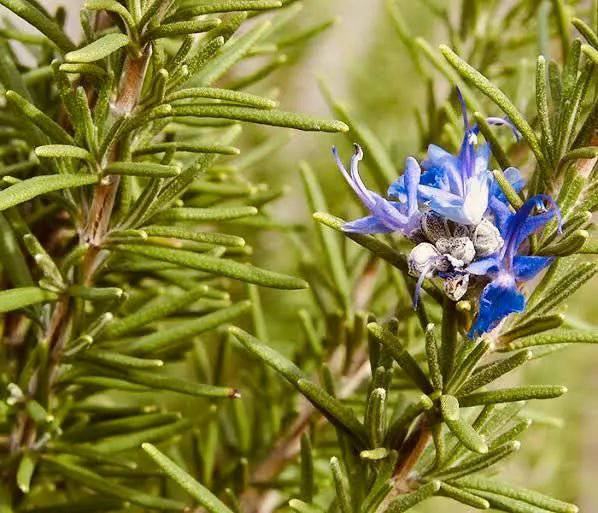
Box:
82, 45, 151, 279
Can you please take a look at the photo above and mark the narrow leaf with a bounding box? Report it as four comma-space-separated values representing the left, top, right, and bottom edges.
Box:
458, 385, 567, 406
0, 174, 98, 212
142, 443, 235, 513
66, 33, 129, 63
116, 244, 308, 289
0, 287, 57, 313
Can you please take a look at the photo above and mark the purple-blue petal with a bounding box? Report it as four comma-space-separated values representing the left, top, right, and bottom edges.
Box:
342, 215, 394, 234
513, 255, 554, 281
469, 276, 526, 338
488, 196, 512, 234
404, 157, 421, 216
466, 256, 499, 276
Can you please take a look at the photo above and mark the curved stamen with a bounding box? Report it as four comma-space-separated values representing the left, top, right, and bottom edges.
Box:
332, 146, 374, 208
485, 116, 522, 141
412, 258, 437, 309
349, 144, 375, 205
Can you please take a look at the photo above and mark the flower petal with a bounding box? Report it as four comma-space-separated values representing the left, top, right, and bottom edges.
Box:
466, 256, 499, 276
469, 275, 525, 338
342, 215, 394, 234
462, 172, 490, 225
513, 255, 554, 281
404, 157, 421, 216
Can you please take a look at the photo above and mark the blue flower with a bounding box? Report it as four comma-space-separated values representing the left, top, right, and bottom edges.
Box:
467, 195, 561, 338
388, 90, 520, 226
332, 144, 422, 237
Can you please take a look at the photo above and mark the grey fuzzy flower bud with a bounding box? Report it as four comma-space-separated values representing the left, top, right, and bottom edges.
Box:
408, 242, 442, 277
443, 273, 470, 301
472, 219, 504, 257
421, 211, 451, 243
435, 236, 476, 265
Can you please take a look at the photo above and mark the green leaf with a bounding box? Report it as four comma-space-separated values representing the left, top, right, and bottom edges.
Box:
59, 62, 107, 77
440, 395, 488, 454
16, 452, 37, 493
499, 314, 564, 345
386, 481, 441, 513
122, 301, 251, 355
6, 90, 74, 144
367, 322, 432, 393
437, 482, 489, 510
523, 262, 597, 318
62, 412, 180, 443
440, 45, 549, 175
106, 161, 181, 178
492, 169, 523, 209
191, 20, 270, 86
66, 286, 121, 301
115, 244, 308, 289
230, 327, 368, 446
43, 456, 185, 510
145, 19, 222, 40
153, 206, 257, 222
35, 145, 92, 161
573, 17, 598, 49
84, 0, 135, 30
167, 87, 277, 109
503, 330, 598, 351
171, 105, 347, 133
103, 285, 225, 338
0, 214, 34, 287
142, 226, 244, 247
365, 388, 386, 447
78, 350, 164, 369
433, 442, 521, 481
169, 0, 282, 20
142, 443, 235, 513
98, 364, 239, 398
300, 434, 314, 502
460, 351, 532, 394
66, 33, 130, 63
458, 385, 567, 406
89, 419, 193, 453
229, 326, 305, 383
456, 476, 579, 513
296, 378, 368, 447
0, 0, 75, 52
133, 142, 240, 156
425, 324, 443, 391
0, 174, 98, 212
330, 457, 353, 513
445, 339, 491, 394
0, 287, 57, 313
0, 39, 31, 100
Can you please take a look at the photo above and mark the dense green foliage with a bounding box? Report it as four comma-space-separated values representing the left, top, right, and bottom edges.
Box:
0, 1, 596, 513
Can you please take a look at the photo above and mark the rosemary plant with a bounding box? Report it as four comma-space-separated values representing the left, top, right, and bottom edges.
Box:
0, 1, 597, 513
